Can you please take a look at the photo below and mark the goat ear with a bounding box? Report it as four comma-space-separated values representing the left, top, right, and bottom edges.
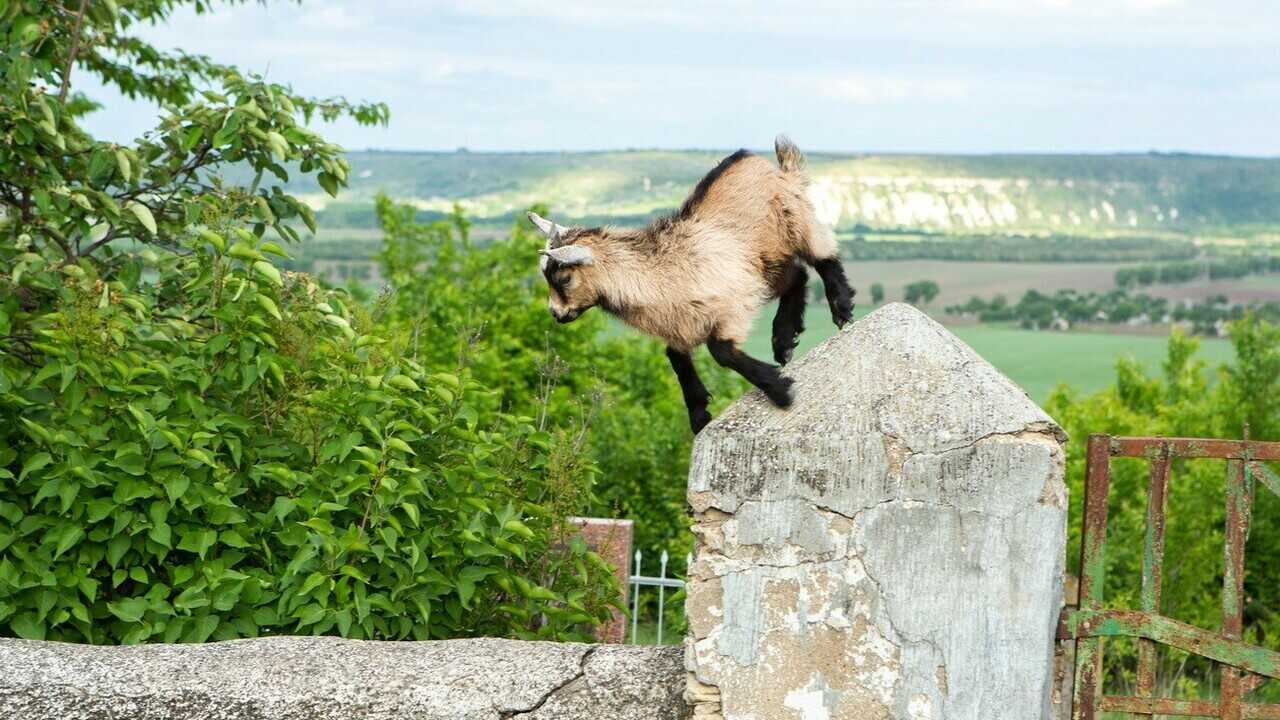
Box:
541, 244, 594, 267
526, 211, 567, 241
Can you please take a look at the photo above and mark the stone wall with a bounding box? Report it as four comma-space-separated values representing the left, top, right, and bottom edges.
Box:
0, 636, 687, 720
684, 303, 1067, 720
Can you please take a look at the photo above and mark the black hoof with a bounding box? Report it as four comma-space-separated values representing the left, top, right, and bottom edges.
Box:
772, 337, 798, 366
764, 375, 794, 408
831, 300, 854, 328
690, 407, 712, 434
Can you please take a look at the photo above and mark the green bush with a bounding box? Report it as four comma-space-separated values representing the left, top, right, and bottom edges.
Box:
0, 228, 618, 644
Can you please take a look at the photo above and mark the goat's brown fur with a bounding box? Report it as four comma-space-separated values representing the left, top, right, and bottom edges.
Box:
542, 139, 837, 351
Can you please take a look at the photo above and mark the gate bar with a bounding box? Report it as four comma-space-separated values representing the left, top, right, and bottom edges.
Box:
1136, 441, 1171, 714
1073, 434, 1113, 720
1222, 445, 1255, 720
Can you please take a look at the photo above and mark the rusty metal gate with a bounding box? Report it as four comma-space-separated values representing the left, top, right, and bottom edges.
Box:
1061, 433, 1280, 719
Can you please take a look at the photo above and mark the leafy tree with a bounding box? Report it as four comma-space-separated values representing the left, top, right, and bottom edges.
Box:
869, 282, 884, 305
0, 1, 618, 644
0, 0, 387, 267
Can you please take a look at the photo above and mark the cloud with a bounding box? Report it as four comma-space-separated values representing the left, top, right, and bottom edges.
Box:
75, 0, 1280, 155
818, 75, 972, 104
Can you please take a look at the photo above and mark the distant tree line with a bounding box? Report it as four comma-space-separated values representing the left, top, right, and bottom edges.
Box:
838, 233, 1199, 263
947, 289, 1280, 335
1115, 254, 1280, 288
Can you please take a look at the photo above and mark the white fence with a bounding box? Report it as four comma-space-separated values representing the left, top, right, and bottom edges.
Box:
628, 549, 689, 644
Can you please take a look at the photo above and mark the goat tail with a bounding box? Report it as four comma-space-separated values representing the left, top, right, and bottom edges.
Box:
774, 134, 805, 172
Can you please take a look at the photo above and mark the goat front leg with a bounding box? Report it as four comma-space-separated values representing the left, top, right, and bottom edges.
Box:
772, 266, 808, 365
812, 257, 855, 328
666, 347, 713, 433
706, 336, 793, 408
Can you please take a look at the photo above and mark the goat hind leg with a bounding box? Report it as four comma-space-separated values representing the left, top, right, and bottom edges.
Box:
707, 336, 793, 408
771, 266, 808, 366
812, 257, 855, 328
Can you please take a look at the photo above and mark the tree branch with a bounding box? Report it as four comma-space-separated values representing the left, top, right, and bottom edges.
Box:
79, 226, 121, 258
57, 0, 91, 107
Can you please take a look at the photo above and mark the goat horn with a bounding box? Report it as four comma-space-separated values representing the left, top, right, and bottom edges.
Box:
542, 244, 594, 267
526, 211, 564, 241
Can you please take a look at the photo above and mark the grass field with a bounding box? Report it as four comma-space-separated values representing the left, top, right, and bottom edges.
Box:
743, 304, 1235, 403
845, 260, 1280, 308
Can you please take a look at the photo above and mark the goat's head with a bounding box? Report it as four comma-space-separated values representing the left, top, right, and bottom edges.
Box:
528, 211, 602, 324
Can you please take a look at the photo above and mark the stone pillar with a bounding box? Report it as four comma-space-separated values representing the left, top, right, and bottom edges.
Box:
685, 303, 1067, 720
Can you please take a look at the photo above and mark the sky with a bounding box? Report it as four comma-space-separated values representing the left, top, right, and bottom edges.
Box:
81, 0, 1280, 155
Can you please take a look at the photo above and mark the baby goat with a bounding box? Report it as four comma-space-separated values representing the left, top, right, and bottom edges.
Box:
529, 135, 854, 433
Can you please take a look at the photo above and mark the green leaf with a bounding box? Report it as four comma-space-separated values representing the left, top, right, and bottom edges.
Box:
400, 503, 420, 527
111, 453, 147, 476
10, 17, 42, 47
128, 202, 157, 235
177, 529, 218, 558
259, 241, 290, 258
115, 149, 132, 182
20, 452, 52, 480
148, 522, 172, 548
34, 478, 61, 506
107, 534, 131, 568
183, 615, 219, 643
386, 375, 420, 392
299, 517, 334, 535
198, 228, 226, 253
113, 478, 154, 503
228, 241, 263, 261
252, 261, 283, 287
317, 172, 339, 198
53, 526, 83, 559
255, 293, 281, 321
503, 519, 536, 540
162, 475, 190, 504
386, 437, 415, 455
174, 586, 209, 611
181, 125, 204, 152
184, 448, 216, 467
10, 613, 44, 640
299, 572, 328, 596
295, 604, 326, 628
457, 566, 498, 609
107, 597, 148, 623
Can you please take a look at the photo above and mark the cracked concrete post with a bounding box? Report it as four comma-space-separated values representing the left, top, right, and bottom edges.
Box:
685, 303, 1067, 720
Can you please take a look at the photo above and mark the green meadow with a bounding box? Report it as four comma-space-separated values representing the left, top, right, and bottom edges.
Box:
743, 305, 1235, 403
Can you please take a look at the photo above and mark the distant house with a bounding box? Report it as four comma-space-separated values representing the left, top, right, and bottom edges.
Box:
1050, 316, 1070, 332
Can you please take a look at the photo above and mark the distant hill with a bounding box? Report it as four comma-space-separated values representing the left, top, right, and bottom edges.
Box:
256, 150, 1280, 241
